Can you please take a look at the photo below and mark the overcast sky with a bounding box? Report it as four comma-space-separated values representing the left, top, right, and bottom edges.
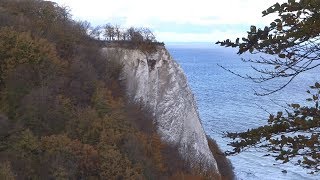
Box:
52, 0, 286, 42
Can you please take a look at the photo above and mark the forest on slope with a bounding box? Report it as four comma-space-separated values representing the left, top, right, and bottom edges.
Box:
0, 0, 233, 179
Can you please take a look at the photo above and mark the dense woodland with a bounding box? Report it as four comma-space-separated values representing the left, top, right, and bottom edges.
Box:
0, 0, 233, 179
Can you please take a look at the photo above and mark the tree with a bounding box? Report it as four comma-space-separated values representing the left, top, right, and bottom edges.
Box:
127, 27, 143, 42
41, 134, 100, 178
225, 83, 320, 173
89, 25, 103, 40
0, 27, 64, 119
217, 0, 320, 95
217, 0, 320, 173
141, 27, 156, 42
114, 24, 121, 40
0, 27, 61, 85
104, 24, 115, 41
122, 31, 128, 41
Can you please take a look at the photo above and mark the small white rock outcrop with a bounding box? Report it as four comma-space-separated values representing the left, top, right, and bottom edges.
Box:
102, 46, 219, 174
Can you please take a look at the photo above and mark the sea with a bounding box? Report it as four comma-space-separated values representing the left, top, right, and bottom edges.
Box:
166, 42, 319, 180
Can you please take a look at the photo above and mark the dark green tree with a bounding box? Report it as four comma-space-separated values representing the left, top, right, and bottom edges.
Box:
217, 0, 320, 173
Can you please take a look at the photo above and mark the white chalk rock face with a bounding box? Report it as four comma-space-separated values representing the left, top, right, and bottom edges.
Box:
102, 47, 219, 173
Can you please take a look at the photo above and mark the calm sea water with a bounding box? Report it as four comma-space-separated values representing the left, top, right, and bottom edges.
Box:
167, 43, 319, 180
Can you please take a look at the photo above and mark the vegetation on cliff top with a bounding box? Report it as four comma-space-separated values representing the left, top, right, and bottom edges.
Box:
0, 0, 233, 179
91, 24, 165, 53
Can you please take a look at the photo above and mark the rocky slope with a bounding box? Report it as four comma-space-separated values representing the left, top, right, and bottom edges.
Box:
102, 46, 220, 174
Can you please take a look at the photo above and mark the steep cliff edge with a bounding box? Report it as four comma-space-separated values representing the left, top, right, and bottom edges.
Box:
102, 46, 220, 174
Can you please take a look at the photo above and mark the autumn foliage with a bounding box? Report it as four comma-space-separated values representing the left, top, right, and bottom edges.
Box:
0, 0, 230, 179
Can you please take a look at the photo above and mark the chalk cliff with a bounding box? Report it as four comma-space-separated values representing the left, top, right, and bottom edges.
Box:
102, 46, 219, 174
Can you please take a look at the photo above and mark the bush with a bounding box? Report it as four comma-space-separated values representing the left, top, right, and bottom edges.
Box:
207, 136, 235, 180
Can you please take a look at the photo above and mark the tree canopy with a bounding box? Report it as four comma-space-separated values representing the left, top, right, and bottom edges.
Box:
217, 0, 320, 174
217, 0, 320, 95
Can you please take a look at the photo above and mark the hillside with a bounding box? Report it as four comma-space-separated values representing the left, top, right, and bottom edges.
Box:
0, 0, 233, 179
